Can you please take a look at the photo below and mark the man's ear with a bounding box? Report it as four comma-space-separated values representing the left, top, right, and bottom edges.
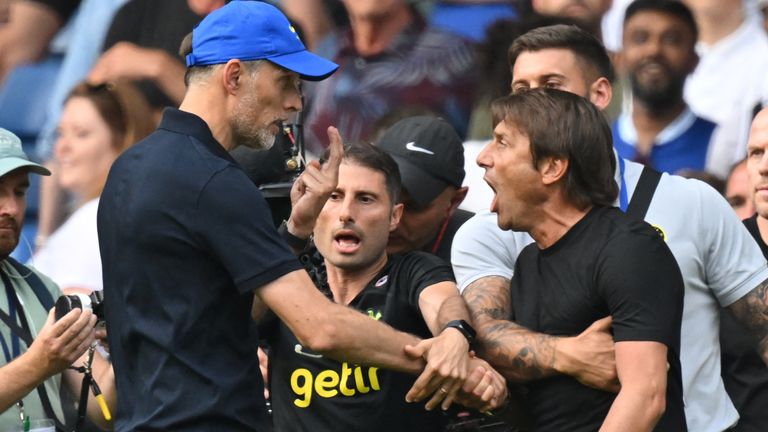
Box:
390, 203, 404, 231
588, 77, 612, 111
539, 157, 568, 186
221, 59, 244, 96
448, 186, 468, 213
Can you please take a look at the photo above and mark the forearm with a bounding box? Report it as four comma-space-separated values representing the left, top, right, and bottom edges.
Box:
435, 294, 472, 331
148, 51, 186, 106
0, 351, 51, 413
313, 302, 425, 375
600, 387, 664, 432
463, 276, 559, 381
728, 277, 768, 365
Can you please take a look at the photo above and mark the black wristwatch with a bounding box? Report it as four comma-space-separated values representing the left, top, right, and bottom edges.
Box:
444, 319, 477, 348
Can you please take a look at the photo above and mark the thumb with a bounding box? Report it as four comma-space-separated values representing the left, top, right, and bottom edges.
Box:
404, 343, 427, 359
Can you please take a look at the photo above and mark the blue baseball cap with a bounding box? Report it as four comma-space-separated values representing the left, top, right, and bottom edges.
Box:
185, 0, 338, 81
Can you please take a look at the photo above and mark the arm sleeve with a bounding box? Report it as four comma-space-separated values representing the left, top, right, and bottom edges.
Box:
196, 167, 303, 295
401, 252, 456, 307
697, 181, 768, 306
597, 228, 685, 347
450, 210, 533, 292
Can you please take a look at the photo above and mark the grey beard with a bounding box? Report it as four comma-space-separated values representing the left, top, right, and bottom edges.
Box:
232, 126, 276, 151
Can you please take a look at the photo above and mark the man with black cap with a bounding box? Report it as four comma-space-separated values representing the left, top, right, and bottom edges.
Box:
97, 2, 475, 431
377, 116, 472, 261
0, 128, 113, 431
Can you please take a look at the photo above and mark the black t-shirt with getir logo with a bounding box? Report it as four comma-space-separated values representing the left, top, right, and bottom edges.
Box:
511, 206, 687, 432
265, 252, 454, 432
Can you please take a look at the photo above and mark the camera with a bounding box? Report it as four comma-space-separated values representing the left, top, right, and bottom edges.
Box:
54, 291, 104, 322
230, 121, 306, 226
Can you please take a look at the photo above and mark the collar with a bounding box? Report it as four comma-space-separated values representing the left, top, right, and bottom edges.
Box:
157, 108, 234, 162
617, 107, 697, 148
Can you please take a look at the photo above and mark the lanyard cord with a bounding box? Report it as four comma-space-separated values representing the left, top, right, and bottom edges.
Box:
618, 157, 629, 212
2, 279, 21, 363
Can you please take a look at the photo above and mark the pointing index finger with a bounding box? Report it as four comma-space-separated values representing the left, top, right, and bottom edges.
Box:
325, 126, 344, 173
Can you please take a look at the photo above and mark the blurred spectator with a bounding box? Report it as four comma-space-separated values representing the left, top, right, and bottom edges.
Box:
720, 107, 768, 432
726, 159, 756, 220
613, 0, 736, 179
0, 0, 79, 83
30, 81, 153, 295
376, 116, 471, 261
303, 0, 477, 154
88, 0, 224, 118
35, 0, 128, 161
31, 0, 127, 256
683, 0, 768, 163
531, 0, 612, 39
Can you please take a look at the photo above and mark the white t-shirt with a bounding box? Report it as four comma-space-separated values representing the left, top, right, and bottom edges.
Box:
29, 198, 103, 292
684, 16, 768, 160
451, 156, 768, 432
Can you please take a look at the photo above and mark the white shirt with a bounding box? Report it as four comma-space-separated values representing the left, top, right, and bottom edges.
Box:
30, 198, 103, 292
684, 16, 768, 161
451, 156, 768, 432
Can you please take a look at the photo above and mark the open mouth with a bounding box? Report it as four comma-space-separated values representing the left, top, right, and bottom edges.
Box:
334, 229, 362, 254
484, 177, 499, 213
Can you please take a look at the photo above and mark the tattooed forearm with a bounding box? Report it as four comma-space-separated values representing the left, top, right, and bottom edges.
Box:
464, 276, 512, 324
463, 276, 559, 382
728, 277, 768, 365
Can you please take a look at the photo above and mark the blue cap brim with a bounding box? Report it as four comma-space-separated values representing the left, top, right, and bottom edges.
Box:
268, 50, 339, 81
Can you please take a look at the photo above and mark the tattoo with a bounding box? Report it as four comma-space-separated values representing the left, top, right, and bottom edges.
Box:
729, 277, 768, 364
463, 276, 558, 381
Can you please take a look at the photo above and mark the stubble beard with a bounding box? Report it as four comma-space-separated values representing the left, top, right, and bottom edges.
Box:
230, 91, 277, 151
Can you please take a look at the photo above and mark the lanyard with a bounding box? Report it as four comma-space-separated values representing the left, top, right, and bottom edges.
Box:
1, 276, 21, 363
618, 157, 629, 212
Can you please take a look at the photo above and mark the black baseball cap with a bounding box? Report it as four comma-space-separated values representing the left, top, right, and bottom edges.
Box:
376, 116, 465, 207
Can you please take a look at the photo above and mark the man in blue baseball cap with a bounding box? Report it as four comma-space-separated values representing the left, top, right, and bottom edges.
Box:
97, 2, 486, 431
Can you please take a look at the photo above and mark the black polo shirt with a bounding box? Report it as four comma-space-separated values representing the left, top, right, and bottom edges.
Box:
98, 108, 302, 431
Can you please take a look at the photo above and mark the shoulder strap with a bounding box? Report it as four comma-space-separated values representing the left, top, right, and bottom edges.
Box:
0, 264, 67, 432
625, 166, 662, 220
5, 257, 55, 310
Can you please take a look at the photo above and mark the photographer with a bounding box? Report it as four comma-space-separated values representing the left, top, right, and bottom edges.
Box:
0, 128, 114, 431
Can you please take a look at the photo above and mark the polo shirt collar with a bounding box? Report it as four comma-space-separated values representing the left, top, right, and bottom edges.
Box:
158, 108, 234, 162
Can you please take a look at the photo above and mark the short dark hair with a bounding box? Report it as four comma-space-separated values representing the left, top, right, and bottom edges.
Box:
491, 88, 618, 209
322, 142, 402, 205
509, 24, 614, 82
624, 0, 698, 42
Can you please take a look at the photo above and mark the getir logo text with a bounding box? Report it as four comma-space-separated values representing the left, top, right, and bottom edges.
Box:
290, 362, 381, 407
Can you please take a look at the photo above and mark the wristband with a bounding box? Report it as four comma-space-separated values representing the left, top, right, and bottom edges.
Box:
278, 220, 309, 251
444, 319, 477, 348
